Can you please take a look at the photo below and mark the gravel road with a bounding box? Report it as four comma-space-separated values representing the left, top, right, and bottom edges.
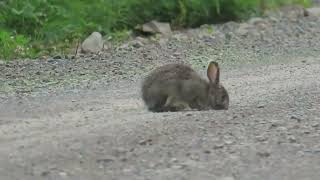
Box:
0, 6, 320, 180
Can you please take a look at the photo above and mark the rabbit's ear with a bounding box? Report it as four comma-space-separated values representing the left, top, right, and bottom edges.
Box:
207, 61, 220, 84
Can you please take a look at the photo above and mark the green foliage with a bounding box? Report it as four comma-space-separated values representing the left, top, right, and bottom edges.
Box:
267, 0, 311, 8
0, 30, 36, 60
109, 30, 132, 43
0, 0, 312, 60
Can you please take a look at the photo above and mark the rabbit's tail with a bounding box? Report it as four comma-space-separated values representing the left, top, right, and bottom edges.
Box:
142, 87, 168, 112
146, 97, 167, 112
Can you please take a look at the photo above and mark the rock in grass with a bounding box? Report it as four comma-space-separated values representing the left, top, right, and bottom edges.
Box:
131, 36, 147, 48
248, 17, 265, 25
265, 5, 307, 21
236, 23, 252, 36
280, 5, 308, 19
137, 20, 172, 36
81, 32, 104, 53
306, 7, 320, 17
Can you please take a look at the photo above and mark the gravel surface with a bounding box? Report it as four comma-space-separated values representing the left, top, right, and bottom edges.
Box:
0, 6, 320, 180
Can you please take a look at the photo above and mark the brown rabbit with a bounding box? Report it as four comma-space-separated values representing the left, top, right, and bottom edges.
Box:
141, 61, 229, 112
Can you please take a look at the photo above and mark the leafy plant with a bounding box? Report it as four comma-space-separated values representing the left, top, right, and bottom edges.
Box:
0, 30, 36, 60
0, 0, 312, 60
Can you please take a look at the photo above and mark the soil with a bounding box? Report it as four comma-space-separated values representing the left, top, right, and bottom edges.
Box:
0, 6, 320, 180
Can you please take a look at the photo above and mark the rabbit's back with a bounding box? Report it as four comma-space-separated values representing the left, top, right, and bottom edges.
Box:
144, 64, 196, 83
142, 63, 201, 112
141, 61, 229, 112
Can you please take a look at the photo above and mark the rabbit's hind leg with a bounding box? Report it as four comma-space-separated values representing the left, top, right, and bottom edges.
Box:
164, 96, 191, 112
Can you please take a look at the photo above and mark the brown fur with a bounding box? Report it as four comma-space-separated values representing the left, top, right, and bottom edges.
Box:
141, 62, 229, 112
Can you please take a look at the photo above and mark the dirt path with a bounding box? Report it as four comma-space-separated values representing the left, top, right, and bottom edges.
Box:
1, 6, 320, 180
0, 55, 319, 180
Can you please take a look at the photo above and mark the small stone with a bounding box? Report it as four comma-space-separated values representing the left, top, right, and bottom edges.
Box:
47, 59, 57, 63
41, 171, 50, 177
311, 123, 319, 128
278, 127, 288, 131
291, 115, 301, 122
269, 16, 279, 23
148, 162, 157, 168
170, 158, 178, 163
306, 7, 320, 16
236, 23, 252, 36
224, 140, 233, 145
66, 55, 75, 59
303, 130, 311, 134
189, 153, 200, 161
279, 5, 307, 20
248, 17, 265, 25
173, 52, 181, 57
81, 32, 104, 53
158, 38, 169, 47
255, 135, 268, 142
219, 177, 235, 180
303, 149, 320, 154
131, 40, 144, 48
172, 33, 189, 41
204, 150, 211, 154
288, 136, 297, 143
120, 158, 128, 162
59, 171, 68, 177
96, 158, 114, 165
213, 143, 224, 149
200, 24, 211, 29
270, 120, 283, 128
136, 36, 148, 43
221, 21, 240, 33
257, 104, 265, 108
138, 139, 152, 145
229, 115, 238, 120
122, 168, 134, 173
114, 147, 127, 155
171, 164, 186, 169
140, 20, 172, 36
257, 151, 271, 158
53, 55, 62, 59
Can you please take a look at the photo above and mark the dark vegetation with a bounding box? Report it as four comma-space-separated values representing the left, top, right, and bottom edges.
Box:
0, 0, 311, 60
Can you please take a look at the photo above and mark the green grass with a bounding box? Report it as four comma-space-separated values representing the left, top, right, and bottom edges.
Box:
0, 0, 312, 60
